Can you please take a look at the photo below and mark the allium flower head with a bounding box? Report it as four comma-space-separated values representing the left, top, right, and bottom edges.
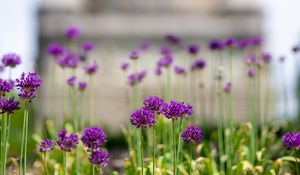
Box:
245, 55, 256, 65
64, 25, 80, 40
39, 139, 54, 153
143, 96, 165, 112
56, 129, 79, 152
1, 53, 21, 68
0, 79, 14, 96
81, 127, 107, 150
120, 62, 130, 71
191, 59, 206, 71
250, 36, 262, 46
186, 44, 199, 55
56, 52, 80, 69
0, 97, 20, 114
160, 46, 173, 56
174, 66, 186, 75
84, 63, 98, 75
157, 55, 173, 68
209, 39, 224, 51
128, 71, 147, 86
89, 150, 109, 167
224, 38, 237, 48
67, 76, 76, 86
16, 72, 42, 102
181, 125, 203, 144
224, 82, 232, 94
139, 42, 150, 51
46, 43, 64, 57
164, 34, 181, 45
80, 41, 95, 53
155, 67, 162, 76
78, 82, 87, 92
129, 50, 139, 60
282, 132, 300, 150
239, 39, 250, 49
261, 52, 272, 64
247, 69, 255, 78
130, 108, 156, 128
160, 101, 193, 119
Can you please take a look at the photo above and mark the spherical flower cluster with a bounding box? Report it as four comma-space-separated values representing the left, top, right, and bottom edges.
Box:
84, 63, 98, 75
89, 149, 109, 167
224, 82, 232, 94
155, 67, 162, 76
239, 39, 250, 49
174, 66, 186, 75
282, 132, 300, 150
160, 101, 193, 119
130, 108, 156, 128
209, 39, 224, 51
129, 50, 139, 60
78, 82, 87, 92
160, 46, 173, 56
224, 38, 237, 48
67, 76, 76, 86
128, 70, 147, 86
56, 52, 80, 69
46, 43, 64, 57
191, 59, 206, 71
120, 62, 130, 71
186, 44, 199, 55
164, 34, 181, 45
181, 125, 203, 144
1, 53, 21, 68
80, 41, 95, 53
0, 97, 20, 114
56, 129, 79, 152
245, 55, 256, 65
261, 52, 272, 64
250, 36, 262, 46
16, 72, 42, 102
143, 96, 165, 112
247, 69, 255, 78
157, 55, 173, 68
81, 127, 107, 150
139, 42, 150, 51
39, 139, 54, 153
64, 26, 80, 40
0, 79, 14, 96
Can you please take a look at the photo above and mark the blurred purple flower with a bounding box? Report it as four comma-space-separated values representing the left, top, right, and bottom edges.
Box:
244, 55, 256, 65
80, 41, 95, 53
157, 55, 173, 68
39, 139, 54, 153
57, 129, 79, 152
67, 76, 76, 86
224, 82, 232, 94
84, 63, 98, 75
191, 59, 206, 71
174, 66, 186, 75
186, 44, 199, 55
238, 39, 250, 49
164, 34, 181, 45
1, 53, 21, 68
282, 132, 300, 150
128, 71, 147, 86
130, 108, 156, 128
224, 38, 237, 48
209, 39, 224, 51
0, 79, 14, 96
129, 50, 140, 60
78, 82, 87, 92
139, 42, 150, 51
120, 62, 130, 71
155, 67, 162, 76
89, 150, 109, 167
250, 36, 262, 46
0, 97, 20, 114
47, 43, 65, 57
261, 52, 272, 64
247, 69, 255, 78
56, 52, 80, 69
160, 46, 173, 56
64, 25, 80, 40
181, 125, 203, 144
81, 127, 107, 150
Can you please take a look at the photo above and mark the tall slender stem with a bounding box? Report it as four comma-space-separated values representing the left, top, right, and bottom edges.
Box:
294, 151, 299, 175
63, 151, 67, 175
172, 119, 176, 175
44, 152, 48, 175
20, 103, 29, 175
1, 114, 7, 175
152, 126, 155, 175
92, 165, 95, 175
175, 118, 183, 175
24, 106, 29, 175
140, 127, 144, 175
189, 145, 193, 175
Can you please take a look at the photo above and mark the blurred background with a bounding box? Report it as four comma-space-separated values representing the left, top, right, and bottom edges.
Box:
0, 0, 300, 132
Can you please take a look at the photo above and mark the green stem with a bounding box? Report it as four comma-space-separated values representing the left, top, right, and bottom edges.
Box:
63, 151, 67, 175
172, 119, 176, 175
44, 152, 48, 175
152, 126, 155, 175
189, 145, 193, 175
175, 118, 183, 175
294, 151, 299, 175
92, 165, 95, 175
3, 114, 10, 175
1, 114, 7, 175
24, 106, 29, 175
140, 127, 144, 175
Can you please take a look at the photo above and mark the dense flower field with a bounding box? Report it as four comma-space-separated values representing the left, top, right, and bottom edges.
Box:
0, 25, 300, 175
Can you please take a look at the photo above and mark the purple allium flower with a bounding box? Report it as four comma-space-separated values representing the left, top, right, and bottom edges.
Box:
128, 71, 147, 86
56, 129, 79, 152
139, 42, 150, 51
239, 39, 250, 49
143, 96, 165, 112
56, 52, 80, 69
84, 63, 98, 75
39, 139, 54, 153
67, 76, 76, 86
244, 55, 256, 65
160, 46, 173, 56
209, 39, 224, 51
81, 127, 107, 150
64, 25, 80, 40
0, 79, 14, 96
155, 67, 162, 76
224, 38, 237, 48
130, 108, 156, 128
247, 69, 255, 78
120, 62, 130, 71
46, 43, 64, 57
186, 44, 199, 55
137, 70, 147, 81
1, 53, 21, 68
181, 125, 203, 144
0, 97, 20, 114
89, 150, 110, 167
250, 36, 262, 46
191, 59, 206, 71
282, 132, 300, 150
16, 72, 42, 102
160, 101, 193, 119
164, 34, 181, 45
174, 66, 186, 75
129, 50, 139, 60
80, 41, 95, 53
261, 52, 272, 64
157, 55, 173, 68
292, 45, 300, 53
78, 82, 87, 92
224, 82, 232, 94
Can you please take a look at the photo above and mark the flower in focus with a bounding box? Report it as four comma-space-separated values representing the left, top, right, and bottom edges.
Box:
46, 43, 64, 57
89, 150, 110, 167
191, 59, 206, 71
67, 76, 76, 86
129, 50, 139, 60
39, 139, 54, 153
164, 34, 181, 45
64, 25, 80, 40
224, 82, 232, 94
1, 53, 21, 68
16, 72, 42, 102
247, 69, 255, 78
186, 44, 199, 55
130, 108, 156, 128
174, 66, 186, 75
120, 62, 130, 71
80, 41, 95, 53
143, 96, 165, 113
157, 55, 173, 68
56, 129, 79, 152
282, 132, 300, 150
0, 97, 20, 114
56, 52, 80, 69
0, 79, 14, 96
78, 82, 87, 92
81, 127, 107, 150
84, 63, 98, 75
181, 125, 203, 144
160, 46, 173, 56
160, 101, 193, 119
